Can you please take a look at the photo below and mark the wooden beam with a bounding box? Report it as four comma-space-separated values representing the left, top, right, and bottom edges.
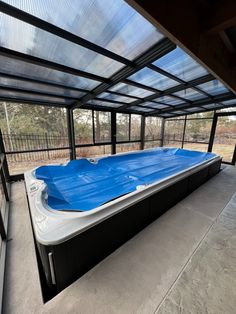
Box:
126, 0, 236, 95
204, 0, 236, 35
219, 31, 235, 53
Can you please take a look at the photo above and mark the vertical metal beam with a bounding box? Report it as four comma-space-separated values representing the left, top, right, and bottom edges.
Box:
140, 115, 145, 150
128, 114, 131, 142
160, 118, 165, 147
208, 113, 218, 152
0, 170, 9, 203
66, 108, 76, 160
111, 111, 116, 155
0, 130, 10, 181
232, 144, 236, 165
92, 110, 95, 144
181, 115, 187, 149
0, 199, 6, 240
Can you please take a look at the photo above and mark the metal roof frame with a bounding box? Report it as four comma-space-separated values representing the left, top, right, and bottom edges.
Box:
0, 0, 235, 117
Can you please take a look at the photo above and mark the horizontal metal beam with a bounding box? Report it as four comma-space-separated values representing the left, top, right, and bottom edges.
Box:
0, 1, 134, 67
158, 92, 235, 113
0, 71, 89, 93
78, 38, 176, 107
93, 97, 130, 106
0, 85, 80, 101
0, 46, 108, 84
0, 96, 67, 108
147, 64, 184, 84
148, 93, 235, 117
81, 103, 143, 115
148, 64, 215, 99
215, 110, 236, 117
119, 74, 214, 110
108, 90, 141, 100
122, 79, 159, 93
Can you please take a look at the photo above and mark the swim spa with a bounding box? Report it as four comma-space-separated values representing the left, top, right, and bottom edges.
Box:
25, 147, 221, 294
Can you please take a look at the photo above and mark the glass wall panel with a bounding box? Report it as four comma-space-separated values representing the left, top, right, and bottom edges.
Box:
164, 141, 182, 148
183, 143, 208, 152
144, 140, 161, 149
184, 119, 212, 143
130, 114, 141, 141
0, 102, 69, 174
116, 113, 129, 141
94, 111, 111, 143
145, 117, 162, 140
76, 145, 111, 158
6, 149, 70, 175
74, 109, 93, 144
164, 119, 185, 143
212, 115, 236, 162
116, 142, 140, 153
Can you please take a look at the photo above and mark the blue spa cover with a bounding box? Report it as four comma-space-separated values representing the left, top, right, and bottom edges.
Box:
35, 148, 216, 211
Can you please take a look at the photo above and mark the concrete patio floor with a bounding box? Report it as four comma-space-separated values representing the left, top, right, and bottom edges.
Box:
3, 166, 236, 314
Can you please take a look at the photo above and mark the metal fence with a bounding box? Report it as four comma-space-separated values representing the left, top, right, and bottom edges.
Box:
3, 133, 69, 162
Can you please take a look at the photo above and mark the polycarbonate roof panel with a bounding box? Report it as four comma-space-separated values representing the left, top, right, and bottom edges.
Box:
153, 47, 208, 82
0, 14, 124, 78
129, 106, 154, 112
89, 99, 122, 108
128, 67, 179, 91
97, 92, 136, 103
159, 113, 175, 117
0, 77, 85, 98
173, 88, 207, 101
171, 110, 187, 115
0, 89, 72, 104
4, 0, 164, 61
0, 55, 99, 90
153, 96, 184, 106
197, 80, 229, 96
185, 107, 203, 112
221, 99, 236, 106
202, 103, 222, 109
109, 83, 154, 98
140, 102, 169, 109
